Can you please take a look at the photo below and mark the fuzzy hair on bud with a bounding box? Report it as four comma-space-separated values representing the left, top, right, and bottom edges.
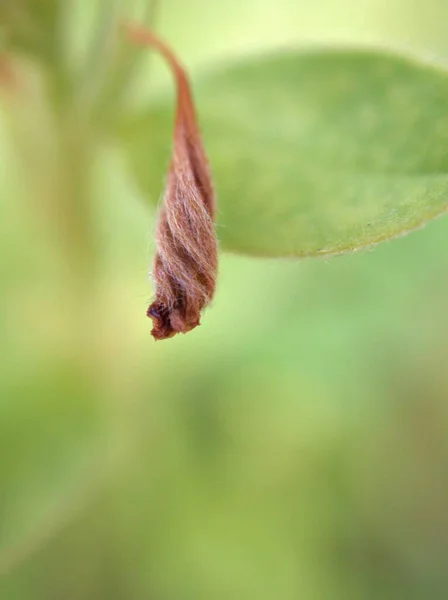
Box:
126, 24, 218, 340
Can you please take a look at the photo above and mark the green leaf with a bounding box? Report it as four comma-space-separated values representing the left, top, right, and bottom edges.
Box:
123, 48, 448, 257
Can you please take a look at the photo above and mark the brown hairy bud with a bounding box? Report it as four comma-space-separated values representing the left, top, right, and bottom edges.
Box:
126, 24, 218, 340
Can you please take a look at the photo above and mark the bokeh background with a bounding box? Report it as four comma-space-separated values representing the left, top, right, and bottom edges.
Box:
2, 1, 448, 598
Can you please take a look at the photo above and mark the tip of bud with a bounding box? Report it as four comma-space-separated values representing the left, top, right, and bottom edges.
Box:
147, 301, 201, 340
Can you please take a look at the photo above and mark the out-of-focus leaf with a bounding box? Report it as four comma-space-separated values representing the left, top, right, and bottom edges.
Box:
0, 114, 110, 575
123, 48, 448, 257
0, 363, 105, 569
1, 0, 60, 63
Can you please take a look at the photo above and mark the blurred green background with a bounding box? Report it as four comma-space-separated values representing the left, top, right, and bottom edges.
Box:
2, 1, 448, 598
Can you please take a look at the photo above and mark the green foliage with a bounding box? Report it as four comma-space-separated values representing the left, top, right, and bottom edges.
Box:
124, 48, 448, 257
4, 1, 448, 258
0, 361, 106, 563
1, 0, 60, 63
3, 1, 448, 599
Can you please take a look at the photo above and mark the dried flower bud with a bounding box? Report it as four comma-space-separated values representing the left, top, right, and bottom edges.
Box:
126, 24, 218, 340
